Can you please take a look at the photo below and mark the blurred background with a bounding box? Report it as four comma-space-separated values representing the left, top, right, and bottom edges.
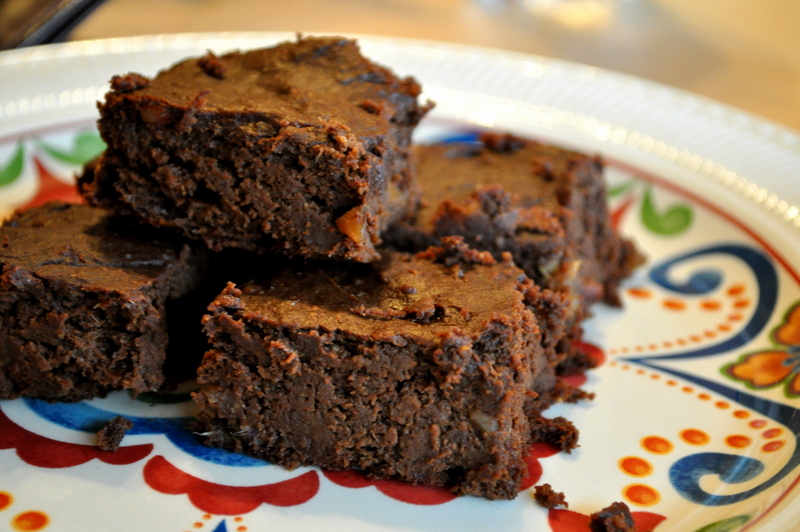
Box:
4, 0, 799, 131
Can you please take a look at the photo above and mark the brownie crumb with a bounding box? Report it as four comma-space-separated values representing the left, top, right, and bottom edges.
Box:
197, 51, 227, 79
530, 416, 580, 452
96, 416, 134, 452
533, 483, 568, 509
589, 502, 637, 532
418, 236, 495, 268
481, 132, 526, 153
553, 379, 596, 403
110, 73, 150, 93
177, 89, 211, 132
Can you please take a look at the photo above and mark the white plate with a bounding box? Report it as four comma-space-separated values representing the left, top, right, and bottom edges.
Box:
2, 33, 800, 532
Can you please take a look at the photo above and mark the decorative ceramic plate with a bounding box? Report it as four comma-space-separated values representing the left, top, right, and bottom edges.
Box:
2, 33, 800, 532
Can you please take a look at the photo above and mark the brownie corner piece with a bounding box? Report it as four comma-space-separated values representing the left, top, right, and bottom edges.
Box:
194, 237, 567, 499
80, 35, 431, 262
384, 132, 644, 373
0, 202, 205, 402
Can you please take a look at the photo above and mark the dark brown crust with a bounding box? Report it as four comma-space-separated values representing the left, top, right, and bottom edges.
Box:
590, 502, 637, 532
193, 240, 568, 500
96, 415, 134, 451
534, 483, 569, 509
79, 36, 431, 262
0, 202, 204, 402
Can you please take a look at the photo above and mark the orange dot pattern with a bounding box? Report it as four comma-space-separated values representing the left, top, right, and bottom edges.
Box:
0, 492, 50, 531
642, 436, 673, 454
727, 284, 746, 296
0, 492, 11, 511
605, 364, 793, 455
680, 429, 710, 445
627, 288, 652, 298
610, 284, 751, 356
12, 511, 49, 531
701, 300, 722, 310
619, 457, 653, 477
663, 299, 686, 311
763, 441, 785, 452
184, 514, 223, 532
623, 484, 661, 507
726, 435, 752, 448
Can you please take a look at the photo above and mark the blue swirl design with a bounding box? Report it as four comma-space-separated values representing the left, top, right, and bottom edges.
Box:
625, 243, 800, 506
23, 397, 267, 467
650, 264, 722, 295
644, 244, 778, 359
669, 453, 765, 505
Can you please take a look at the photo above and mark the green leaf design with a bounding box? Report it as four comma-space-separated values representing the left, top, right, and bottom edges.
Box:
37, 131, 106, 165
607, 180, 637, 198
641, 185, 693, 235
0, 143, 24, 186
692, 515, 750, 532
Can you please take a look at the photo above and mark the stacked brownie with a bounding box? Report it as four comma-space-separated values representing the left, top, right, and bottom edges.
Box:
0, 202, 204, 401
385, 134, 644, 375
0, 36, 640, 499
79, 36, 430, 262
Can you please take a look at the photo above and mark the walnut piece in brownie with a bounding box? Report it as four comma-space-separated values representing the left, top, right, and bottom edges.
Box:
96, 415, 134, 452
533, 483, 569, 509
79, 36, 431, 262
384, 133, 644, 373
590, 502, 637, 532
194, 237, 569, 499
0, 202, 204, 402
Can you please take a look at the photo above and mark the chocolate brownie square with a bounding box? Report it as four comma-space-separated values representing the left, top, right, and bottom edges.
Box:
193, 238, 568, 499
384, 133, 643, 372
79, 36, 431, 262
0, 202, 204, 401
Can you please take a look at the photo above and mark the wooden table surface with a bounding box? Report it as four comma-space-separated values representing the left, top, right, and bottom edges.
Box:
70, 0, 800, 133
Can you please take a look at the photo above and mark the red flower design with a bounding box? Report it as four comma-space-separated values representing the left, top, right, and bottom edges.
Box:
0, 408, 152, 467
322, 441, 561, 505
143, 455, 319, 514
560, 341, 606, 389
323, 469, 457, 505
548, 508, 666, 532
23, 157, 83, 209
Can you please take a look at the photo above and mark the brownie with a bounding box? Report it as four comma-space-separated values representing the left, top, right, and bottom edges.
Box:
533, 483, 568, 509
0, 202, 204, 402
96, 415, 134, 451
78, 36, 431, 262
193, 237, 569, 499
384, 133, 643, 372
590, 502, 637, 532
